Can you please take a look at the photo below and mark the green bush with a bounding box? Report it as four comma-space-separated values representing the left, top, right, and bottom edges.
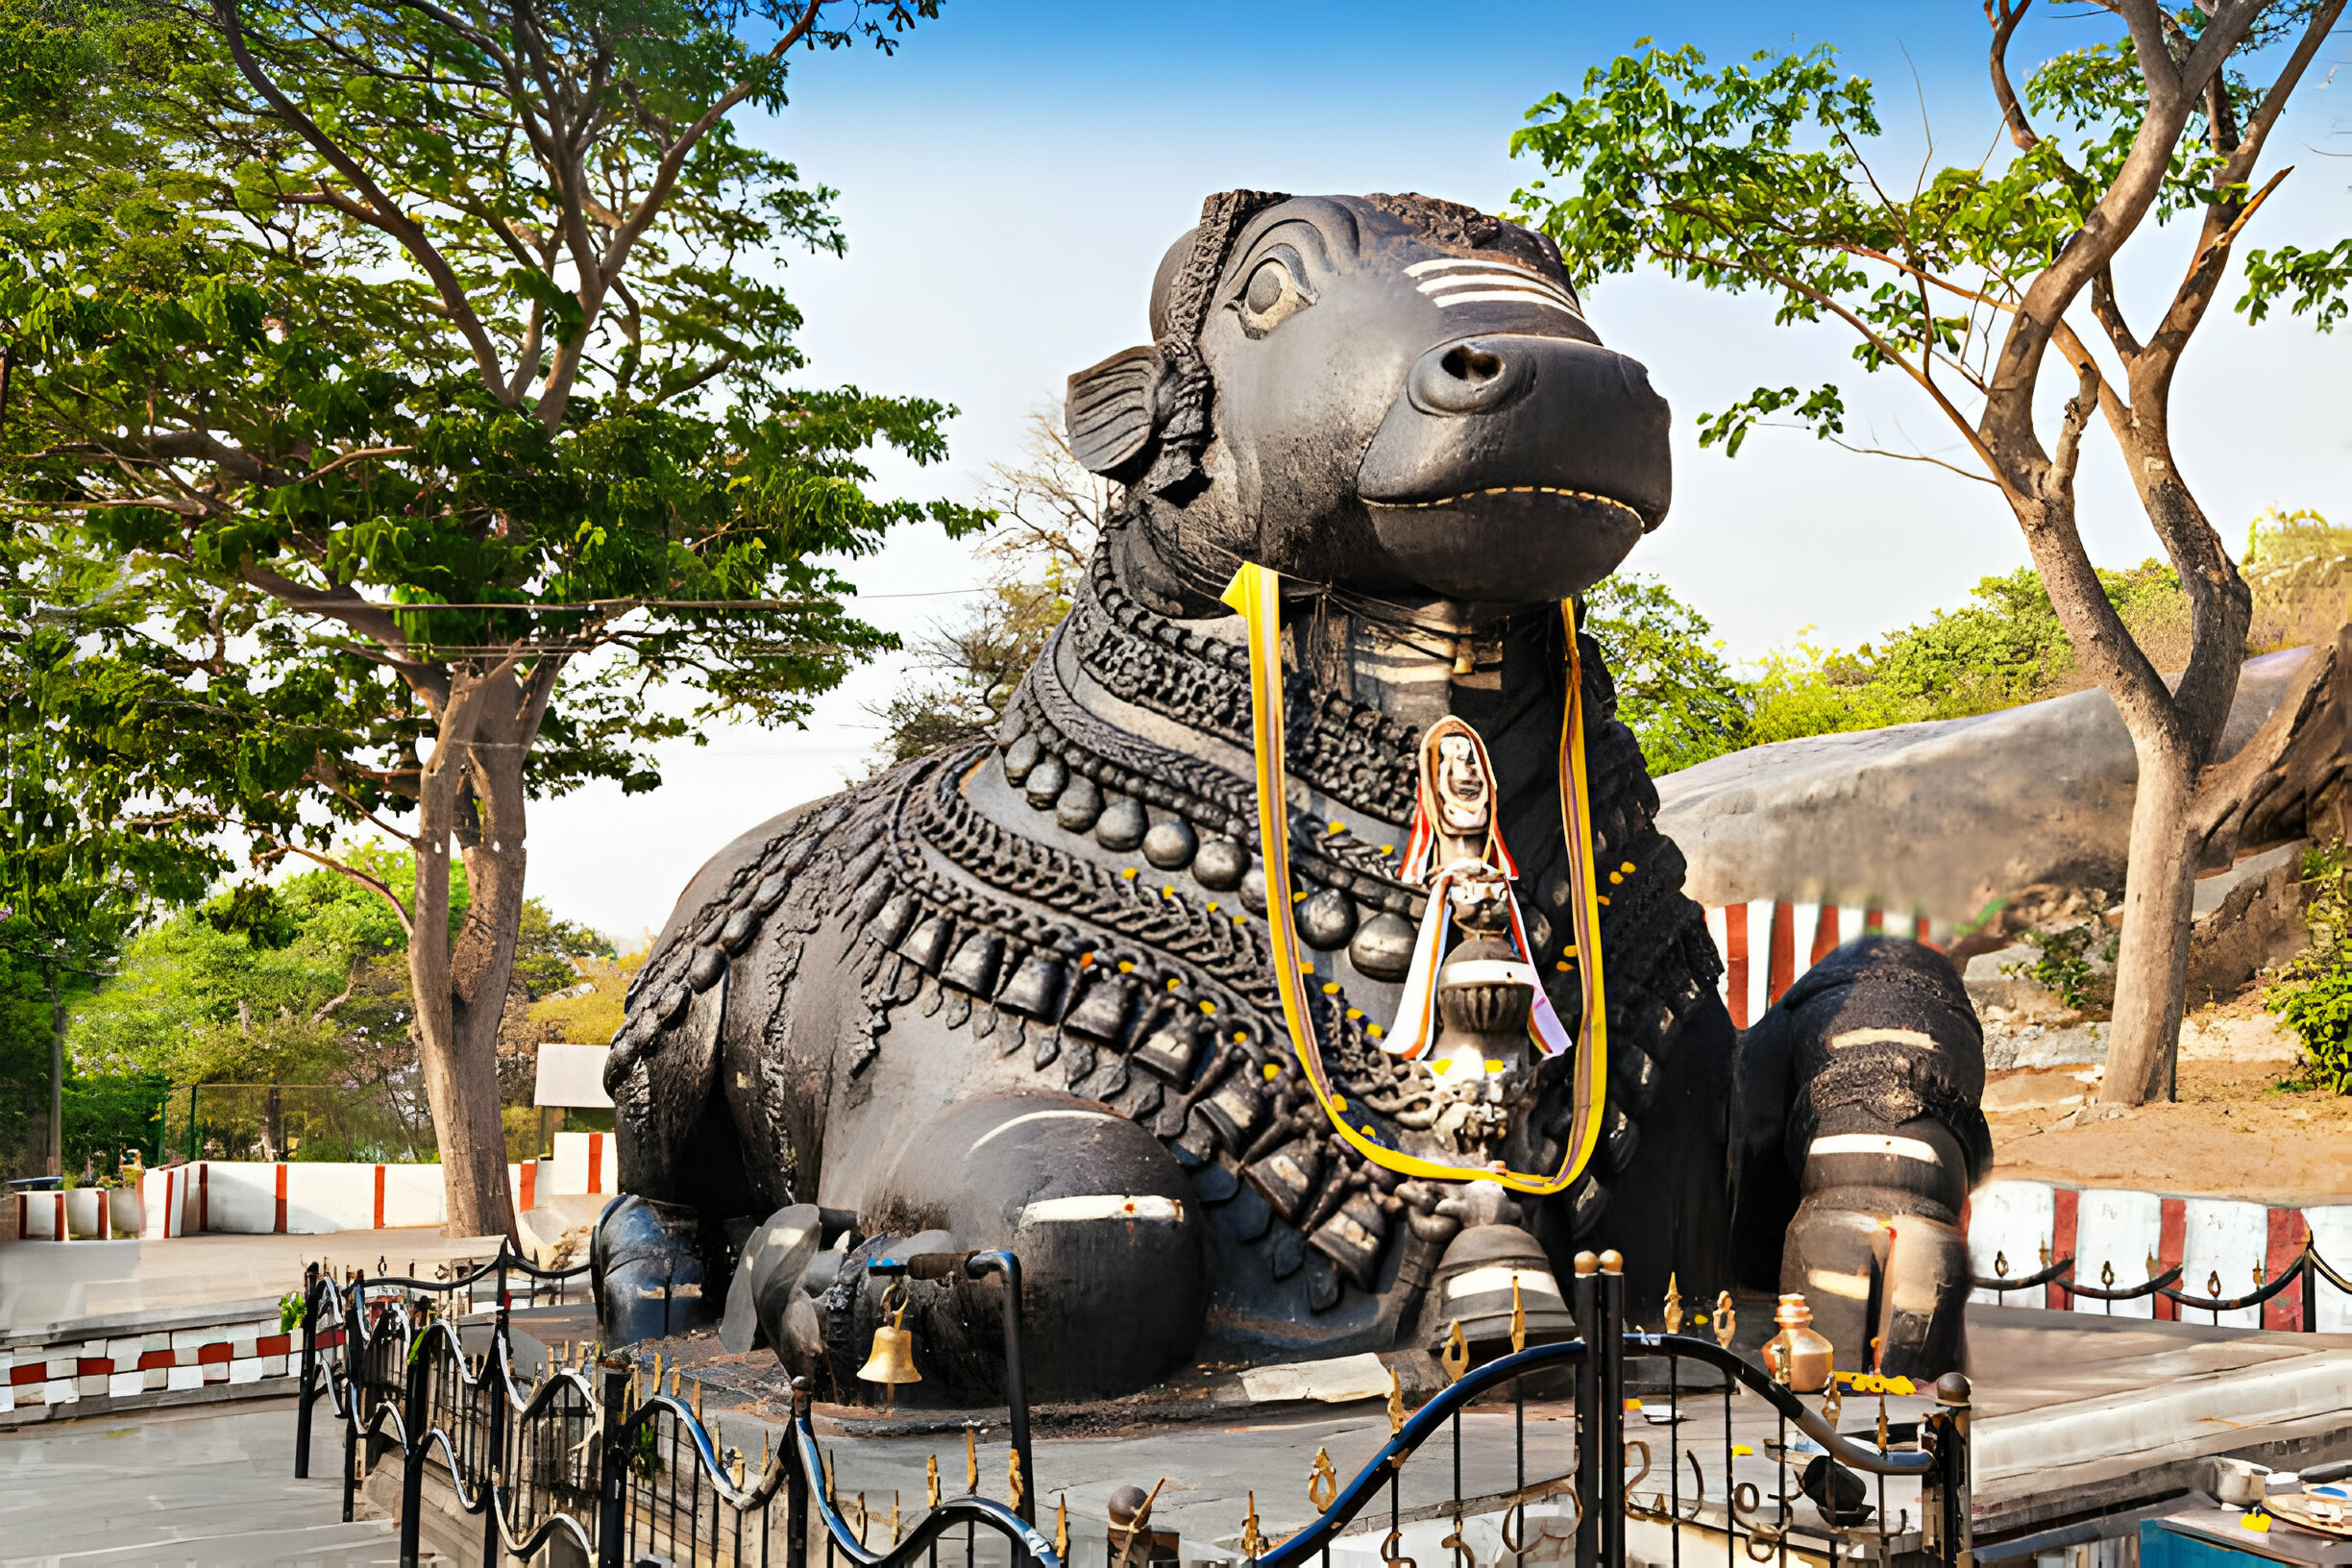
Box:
2007, 925, 2101, 1012
61, 1070, 170, 1176
2265, 844, 2352, 1092
1586, 560, 2196, 774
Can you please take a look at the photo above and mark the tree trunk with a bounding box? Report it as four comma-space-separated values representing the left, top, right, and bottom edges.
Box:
407, 669, 532, 1243
2099, 732, 2201, 1105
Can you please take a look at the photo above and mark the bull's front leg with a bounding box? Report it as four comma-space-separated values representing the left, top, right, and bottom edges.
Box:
1736, 937, 1991, 1377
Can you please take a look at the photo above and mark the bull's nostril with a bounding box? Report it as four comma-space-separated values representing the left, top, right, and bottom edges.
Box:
1440, 347, 1505, 383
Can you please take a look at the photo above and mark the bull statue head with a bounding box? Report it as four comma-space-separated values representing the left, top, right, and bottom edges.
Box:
1066, 191, 1672, 616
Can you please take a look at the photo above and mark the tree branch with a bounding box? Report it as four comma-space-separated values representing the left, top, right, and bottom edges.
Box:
255, 837, 414, 936
1979, 0, 2266, 469
1986, 0, 2041, 151
532, 0, 835, 426
213, 0, 510, 396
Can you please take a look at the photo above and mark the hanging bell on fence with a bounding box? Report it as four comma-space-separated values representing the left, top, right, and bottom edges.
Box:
857, 1282, 921, 1411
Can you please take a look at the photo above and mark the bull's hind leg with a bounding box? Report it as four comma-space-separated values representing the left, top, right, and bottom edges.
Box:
1734, 937, 1991, 1377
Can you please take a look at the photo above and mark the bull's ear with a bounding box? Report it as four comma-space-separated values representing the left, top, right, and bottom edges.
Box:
1065, 346, 1164, 481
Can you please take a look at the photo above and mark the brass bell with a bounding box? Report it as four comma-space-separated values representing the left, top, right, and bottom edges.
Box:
857, 1282, 921, 1410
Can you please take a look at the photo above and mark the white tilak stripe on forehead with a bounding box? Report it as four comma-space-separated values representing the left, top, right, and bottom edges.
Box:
1417, 272, 1571, 297
1406, 257, 1544, 279
1432, 290, 1581, 317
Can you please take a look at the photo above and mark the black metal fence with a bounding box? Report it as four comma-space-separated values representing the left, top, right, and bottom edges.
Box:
297, 1248, 1973, 1568
1972, 1232, 2352, 1327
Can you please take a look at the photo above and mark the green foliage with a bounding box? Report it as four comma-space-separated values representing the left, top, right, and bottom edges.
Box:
1743, 561, 2185, 745
72, 852, 600, 1086
1580, 574, 1749, 773
0, 534, 224, 1173
2006, 924, 2100, 1012
1508, 24, 2345, 455
2265, 842, 2352, 1094
0, 0, 978, 1201
513, 901, 616, 1002
2242, 238, 2352, 331
61, 1068, 169, 1174
1599, 561, 2195, 772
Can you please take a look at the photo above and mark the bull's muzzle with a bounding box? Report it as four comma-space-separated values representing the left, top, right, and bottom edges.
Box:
1357, 334, 1673, 604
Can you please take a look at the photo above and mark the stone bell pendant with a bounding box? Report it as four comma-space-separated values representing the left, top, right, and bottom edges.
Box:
857, 1283, 921, 1410
1431, 874, 1535, 1088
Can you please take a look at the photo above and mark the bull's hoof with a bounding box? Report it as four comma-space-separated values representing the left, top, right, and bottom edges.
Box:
591, 1194, 710, 1345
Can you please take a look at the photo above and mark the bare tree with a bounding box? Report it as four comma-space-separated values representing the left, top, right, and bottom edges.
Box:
1515, 0, 2350, 1104
870, 414, 1105, 766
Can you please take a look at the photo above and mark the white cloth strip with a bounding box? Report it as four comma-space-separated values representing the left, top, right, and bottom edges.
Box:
1442, 959, 1540, 987
1445, 1265, 1566, 1301
1809, 1133, 1940, 1164
1827, 1027, 1939, 1051
1018, 1194, 1185, 1225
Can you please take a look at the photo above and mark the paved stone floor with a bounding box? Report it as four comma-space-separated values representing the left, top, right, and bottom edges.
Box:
0, 1395, 409, 1567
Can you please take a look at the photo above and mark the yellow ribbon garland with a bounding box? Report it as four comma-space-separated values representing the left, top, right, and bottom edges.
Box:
1219, 565, 1607, 1195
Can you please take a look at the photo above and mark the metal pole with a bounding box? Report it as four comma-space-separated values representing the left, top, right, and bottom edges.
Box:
966, 1250, 1035, 1524
1571, 1251, 1600, 1568
186, 1084, 198, 1164
342, 1271, 363, 1524
1596, 1252, 1626, 1568
296, 1265, 320, 1479
480, 1313, 507, 1568
598, 1358, 630, 1568
399, 1311, 428, 1568
1930, 1373, 1972, 1568
787, 1378, 812, 1568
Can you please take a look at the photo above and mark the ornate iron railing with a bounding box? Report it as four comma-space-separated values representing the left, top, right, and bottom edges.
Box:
1972, 1234, 2352, 1325
295, 1247, 1972, 1568
1247, 1254, 1968, 1568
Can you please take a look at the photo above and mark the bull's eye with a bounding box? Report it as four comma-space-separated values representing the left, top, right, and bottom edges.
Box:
1245, 261, 1286, 314
1232, 252, 1313, 337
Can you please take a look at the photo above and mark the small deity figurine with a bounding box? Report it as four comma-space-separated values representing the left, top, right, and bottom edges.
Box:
1382, 719, 1571, 1145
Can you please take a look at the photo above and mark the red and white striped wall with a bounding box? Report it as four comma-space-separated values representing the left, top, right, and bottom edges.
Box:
545, 1131, 616, 1198
1965, 1179, 2352, 1331
1703, 902, 1943, 1028
0, 1306, 325, 1418
9, 1132, 619, 1241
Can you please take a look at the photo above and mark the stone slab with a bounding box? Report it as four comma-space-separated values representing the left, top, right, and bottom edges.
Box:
1237, 1351, 1391, 1405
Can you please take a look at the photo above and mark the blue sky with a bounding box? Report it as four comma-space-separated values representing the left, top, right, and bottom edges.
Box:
527, 1, 2352, 940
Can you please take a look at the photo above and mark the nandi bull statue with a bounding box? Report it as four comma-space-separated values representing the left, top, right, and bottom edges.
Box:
591, 191, 1990, 1403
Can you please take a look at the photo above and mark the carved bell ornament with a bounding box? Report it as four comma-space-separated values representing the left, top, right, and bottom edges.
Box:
1762, 1293, 1835, 1393
857, 1282, 921, 1409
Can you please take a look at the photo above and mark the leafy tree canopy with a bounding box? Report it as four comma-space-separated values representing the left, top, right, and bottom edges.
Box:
0, 0, 971, 1228
72, 854, 611, 1085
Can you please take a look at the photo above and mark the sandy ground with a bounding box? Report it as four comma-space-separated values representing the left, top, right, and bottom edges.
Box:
1984, 991, 2352, 1201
